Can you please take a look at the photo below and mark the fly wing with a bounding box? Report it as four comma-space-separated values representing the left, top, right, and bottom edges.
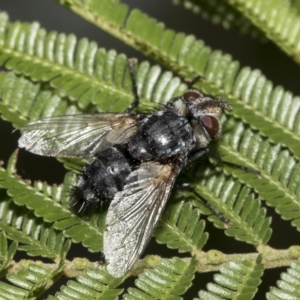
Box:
103, 161, 180, 278
18, 114, 138, 157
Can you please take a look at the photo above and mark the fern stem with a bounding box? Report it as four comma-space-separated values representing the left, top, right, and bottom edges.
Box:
5, 246, 300, 277
193, 245, 300, 273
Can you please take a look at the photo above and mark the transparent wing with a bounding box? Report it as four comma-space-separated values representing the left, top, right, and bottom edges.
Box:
18, 114, 138, 157
104, 161, 179, 278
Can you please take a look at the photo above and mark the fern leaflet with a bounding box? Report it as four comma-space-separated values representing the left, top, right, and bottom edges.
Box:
195, 255, 264, 299
0, 231, 17, 276
123, 256, 198, 300
266, 261, 300, 299
47, 269, 124, 300
154, 200, 208, 253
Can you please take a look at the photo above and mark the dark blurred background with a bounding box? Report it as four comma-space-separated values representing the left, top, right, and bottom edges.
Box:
1, 1, 300, 298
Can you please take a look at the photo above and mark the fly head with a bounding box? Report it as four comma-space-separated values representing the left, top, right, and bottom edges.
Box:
183, 89, 232, 148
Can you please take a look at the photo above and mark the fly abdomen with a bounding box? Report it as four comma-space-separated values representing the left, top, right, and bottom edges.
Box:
72, 146, 135, 212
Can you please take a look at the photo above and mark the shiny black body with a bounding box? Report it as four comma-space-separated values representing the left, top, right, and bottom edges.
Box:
72, 107, 198, 211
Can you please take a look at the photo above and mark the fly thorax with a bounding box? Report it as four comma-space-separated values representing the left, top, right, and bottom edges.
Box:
128, 109, 196, 162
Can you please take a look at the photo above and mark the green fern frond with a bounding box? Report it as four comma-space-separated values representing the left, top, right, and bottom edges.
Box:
0, 263, 56, 299
226, 0, 300, 65
0, 231, 17, 275
0, 72, 79, 127
0, 12, 187, 113
58, 0, 300, 162
196, 255, 264, 299
190, 165, 272, 245
266, 261, 300, 299
0, 3, 300, 297
0, 236, 68, 299
123, 256, 198, 300
0, 11, 132, 112
0, 196, 67, 258
220, 116, 300, 231
173, 0, 266, 40
0, 152, 104, 253
153, 200, 208, 253
47, 269, 124, 300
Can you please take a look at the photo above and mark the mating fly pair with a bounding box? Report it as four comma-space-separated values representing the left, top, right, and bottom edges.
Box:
19, 59, 236, 278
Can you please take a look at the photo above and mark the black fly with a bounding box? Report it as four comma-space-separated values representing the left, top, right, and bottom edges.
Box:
18, 59, 236, 277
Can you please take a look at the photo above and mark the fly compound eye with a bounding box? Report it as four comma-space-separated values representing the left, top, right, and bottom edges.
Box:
201, 115, 219, 138
183, 91, 201, 102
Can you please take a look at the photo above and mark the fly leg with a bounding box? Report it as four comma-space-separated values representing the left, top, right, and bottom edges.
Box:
126, 58, 140, 113
96, 252, 106, 268
176, 183, 230, 225
183, 147, 260, 224
208, 149, 261, 176
181, 148, 229, 224
99, 252, 106, 265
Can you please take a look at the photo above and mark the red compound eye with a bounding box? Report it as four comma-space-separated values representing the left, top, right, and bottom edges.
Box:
201, 115, 219, 138
183, 91, 201, 102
